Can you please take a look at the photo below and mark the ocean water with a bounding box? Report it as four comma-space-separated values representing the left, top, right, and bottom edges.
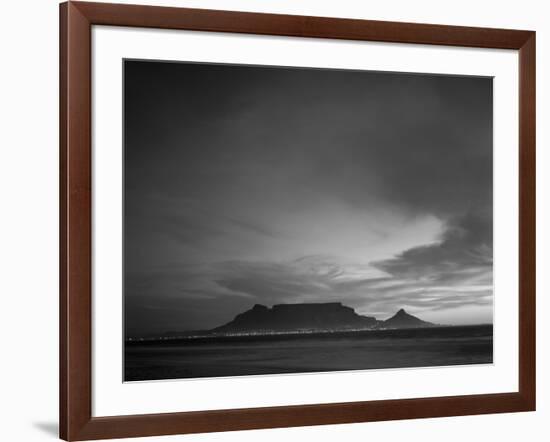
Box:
124, 324, 493, 381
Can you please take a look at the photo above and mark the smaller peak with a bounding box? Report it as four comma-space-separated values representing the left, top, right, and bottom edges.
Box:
252, 303, 268, 310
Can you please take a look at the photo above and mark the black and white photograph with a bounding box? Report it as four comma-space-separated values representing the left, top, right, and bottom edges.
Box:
3, 0, 544, 440
124, 59, 494, 382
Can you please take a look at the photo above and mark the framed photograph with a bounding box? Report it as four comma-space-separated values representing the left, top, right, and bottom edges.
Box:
60, 1, 536, 440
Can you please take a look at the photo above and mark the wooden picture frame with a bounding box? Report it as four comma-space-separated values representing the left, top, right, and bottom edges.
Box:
60, 1, 536, 440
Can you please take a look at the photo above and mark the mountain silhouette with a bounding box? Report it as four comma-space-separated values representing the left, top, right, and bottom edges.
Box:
211, 303, 435, 334
213, 302, 379, 333
382, 308, 435, 328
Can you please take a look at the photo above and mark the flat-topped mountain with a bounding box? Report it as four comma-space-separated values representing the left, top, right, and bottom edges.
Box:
213, 302, 378, 333
212, 303, 434, 334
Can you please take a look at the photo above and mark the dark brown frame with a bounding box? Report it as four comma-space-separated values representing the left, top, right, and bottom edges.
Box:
60, 1, 536, 440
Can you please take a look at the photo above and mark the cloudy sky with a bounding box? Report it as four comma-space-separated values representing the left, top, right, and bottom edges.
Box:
124, 60, 493, 337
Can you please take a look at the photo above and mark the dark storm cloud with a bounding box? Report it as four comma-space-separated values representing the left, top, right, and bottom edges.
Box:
124, 61, 492, 217
124, 60, 493, 335
372, 212, 492, 280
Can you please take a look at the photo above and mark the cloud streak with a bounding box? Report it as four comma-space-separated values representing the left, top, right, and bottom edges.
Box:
124, 60, 493, 335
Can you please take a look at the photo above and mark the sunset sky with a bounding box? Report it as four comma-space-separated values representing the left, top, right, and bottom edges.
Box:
124, 60, 493, 336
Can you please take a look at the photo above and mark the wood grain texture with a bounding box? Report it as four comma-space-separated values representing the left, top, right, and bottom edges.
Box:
59, 2, 92, 440
59, 4, 68, 438
74, 1, 532, 49
518, 34, 536, 409
59, 1, 536, 440
74, 393, 531, 441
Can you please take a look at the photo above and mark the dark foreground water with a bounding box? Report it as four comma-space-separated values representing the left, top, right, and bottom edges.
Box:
125, 325, 493, 381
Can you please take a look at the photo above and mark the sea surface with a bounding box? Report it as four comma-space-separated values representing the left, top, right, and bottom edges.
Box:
124, 324, 493, 381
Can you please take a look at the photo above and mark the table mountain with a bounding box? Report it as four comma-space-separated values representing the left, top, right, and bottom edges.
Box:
210, 303, 436, 335
213, 302, 379, 333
